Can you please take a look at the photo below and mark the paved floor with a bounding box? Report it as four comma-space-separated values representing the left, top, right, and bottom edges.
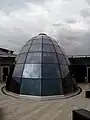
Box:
0, 83, 90, 120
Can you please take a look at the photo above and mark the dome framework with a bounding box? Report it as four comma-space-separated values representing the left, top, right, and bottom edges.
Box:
6, 33, 78, 96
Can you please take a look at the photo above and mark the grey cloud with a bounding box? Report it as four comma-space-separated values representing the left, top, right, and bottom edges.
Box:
0, 0, 46, 14
80, 8, 90, 18
65, 19, 77, 24
86, 0, 90, 5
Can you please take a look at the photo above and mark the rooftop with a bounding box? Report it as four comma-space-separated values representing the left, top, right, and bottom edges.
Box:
0, 83, 90, 120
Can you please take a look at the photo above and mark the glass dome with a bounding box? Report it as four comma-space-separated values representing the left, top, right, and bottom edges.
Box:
6, 33, 78, 96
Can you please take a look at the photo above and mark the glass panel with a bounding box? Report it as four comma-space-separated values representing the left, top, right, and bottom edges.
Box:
35, 35, 42, 39
43, 35, 50, 39
65, 56, 70, 65
41, 79, 61, 96
61, 47, 67, 55
17, 53, 27, 64
57, 54, 67, 64
20, 78, 41, 96
26, 52, 41, 63
43, 53, 58, 63
55, 46, 63, 54
52, 40, 58, 46
20, 45, 30, 53
13, 64, 24, 77
29, 44, 42, 52
32, 39, 42, 44
22, 64, 41, 78
60, 65, 69, 78
43, 44, 55, 52
42, 64, 61, 78
43, 39, 52, 44
25, 40, 33, 45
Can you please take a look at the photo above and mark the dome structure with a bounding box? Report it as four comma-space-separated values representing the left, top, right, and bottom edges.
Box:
6, 33, 78, 96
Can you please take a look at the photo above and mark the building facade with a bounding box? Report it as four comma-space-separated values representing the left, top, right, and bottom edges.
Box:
69, 55, 90, 83
0, 48, 16, 82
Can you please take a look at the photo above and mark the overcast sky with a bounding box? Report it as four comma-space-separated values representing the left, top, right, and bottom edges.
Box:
0, 0, 90, 55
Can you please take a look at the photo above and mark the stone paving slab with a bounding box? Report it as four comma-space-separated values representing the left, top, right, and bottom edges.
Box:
0, 83, 90, 120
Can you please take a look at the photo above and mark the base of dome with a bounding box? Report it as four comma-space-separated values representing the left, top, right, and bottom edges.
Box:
1, 86, 82, 101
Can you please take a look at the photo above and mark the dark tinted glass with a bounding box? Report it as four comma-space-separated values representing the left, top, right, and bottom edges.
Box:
26, 52, 41, 63
43, 53, 58, 63
57, 54, 67, 64
29, 44, 42, 52
41, 79, 61, 96
13, 64, 24, 77
22, 64, 41, 78
55, 46, 62, 54
20, 45, 30, 53
42, 64, 61, 78
43, 44, 55, 52
17, 53, 27, 63
20, 78, 41, 96
60, 65, 69, 78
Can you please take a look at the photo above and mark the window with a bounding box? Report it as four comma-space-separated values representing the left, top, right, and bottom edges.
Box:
42, 64, 61, 78
43, 44, 55, 52
26, 52, 41, 63
13, 64, 24, 77
60, 65, 69, 78
22, 64, 41, 78
29, 44, 42, 52
43, 53, 58, 63
17, 53, 27, 63
57, 54, 67, 64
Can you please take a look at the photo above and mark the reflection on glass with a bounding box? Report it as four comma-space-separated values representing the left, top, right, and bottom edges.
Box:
43, 39, 52, 44
20, 45, 30, 53
43, 53, 58, 63
23, 64, 41, 78
43, 44, 55, 52
32, 39, 42, 44
26, 52, 41, 63
57, 54, 67, 64
13, 64, 24, 77
55, 46, 62, 54
29, 44, 42, 52
17, 53, 27, 63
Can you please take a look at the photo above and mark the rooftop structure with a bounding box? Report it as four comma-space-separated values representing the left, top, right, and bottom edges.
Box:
6, 33, 78, 96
